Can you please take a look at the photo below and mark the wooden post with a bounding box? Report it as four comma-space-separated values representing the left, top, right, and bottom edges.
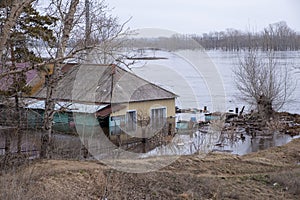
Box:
17, 128, 22, 154
4, 129, 11, 155
117, 134, 121, 147
83, 139, 89, 159
168, 123, 172, 135
2, 127, 15, 155
239, 106, 245, 116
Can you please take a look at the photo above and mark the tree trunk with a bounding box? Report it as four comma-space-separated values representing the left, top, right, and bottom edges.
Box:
10, 39, 22, 154
40, 0, 80, 158
15, 94, 22, 154
257, 95, 273, 120
40, 75, 56, 158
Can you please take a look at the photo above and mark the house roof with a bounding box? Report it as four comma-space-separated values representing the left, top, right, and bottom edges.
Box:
96, 104, 127, 118
0, 62, 39, 92
32, 64, 177, 104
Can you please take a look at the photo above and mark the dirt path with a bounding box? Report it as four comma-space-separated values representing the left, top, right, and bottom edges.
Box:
1, 138, 300, 199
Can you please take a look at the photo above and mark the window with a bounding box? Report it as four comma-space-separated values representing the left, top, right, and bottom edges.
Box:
151, 107, 166, 131
110, 115, 125, 127
126, 110, 137, 131
109, 115, 125, 135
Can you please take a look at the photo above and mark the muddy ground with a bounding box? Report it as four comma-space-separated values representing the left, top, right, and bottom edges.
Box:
0, 137, 299, 200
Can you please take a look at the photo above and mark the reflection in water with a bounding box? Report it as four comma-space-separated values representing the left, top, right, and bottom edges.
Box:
246, 134, 299, 154
1, 129, 298, 159
142, 130, 299, 157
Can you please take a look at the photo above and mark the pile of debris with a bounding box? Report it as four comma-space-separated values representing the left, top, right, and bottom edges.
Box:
225, 111, 300, 137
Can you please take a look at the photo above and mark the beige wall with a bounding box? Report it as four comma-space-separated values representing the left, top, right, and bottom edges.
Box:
110, 98, 177, 137
111, 98, 176, 117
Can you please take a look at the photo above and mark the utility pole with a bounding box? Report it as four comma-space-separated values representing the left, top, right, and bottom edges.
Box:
85, 0, 90, 48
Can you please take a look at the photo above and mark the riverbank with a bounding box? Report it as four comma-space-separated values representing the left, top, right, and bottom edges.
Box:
1, 138, 299, 199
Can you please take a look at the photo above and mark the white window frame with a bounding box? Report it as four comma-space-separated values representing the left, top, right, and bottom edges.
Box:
150, 107, 167, 131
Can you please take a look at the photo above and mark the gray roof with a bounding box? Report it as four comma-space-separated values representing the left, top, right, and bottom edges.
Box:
33, 64, 177, 104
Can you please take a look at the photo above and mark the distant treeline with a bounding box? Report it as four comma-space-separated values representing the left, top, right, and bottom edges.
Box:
128, 21, 300, 51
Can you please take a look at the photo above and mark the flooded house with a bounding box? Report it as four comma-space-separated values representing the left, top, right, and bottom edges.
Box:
28, 64, 178, 144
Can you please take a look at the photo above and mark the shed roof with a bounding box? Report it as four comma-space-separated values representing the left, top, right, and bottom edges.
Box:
32, 64, 177, 104
25, 99, 108, 114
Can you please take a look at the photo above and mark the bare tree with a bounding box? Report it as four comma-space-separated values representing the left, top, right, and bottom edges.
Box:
262, 21, 297, 51
233, 49, 295, 119
40, 0, 82, 158
40, 0, 131, 158
137, 109, 151, 138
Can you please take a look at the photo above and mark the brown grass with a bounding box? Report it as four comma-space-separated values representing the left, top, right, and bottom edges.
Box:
0, 139, 300, 199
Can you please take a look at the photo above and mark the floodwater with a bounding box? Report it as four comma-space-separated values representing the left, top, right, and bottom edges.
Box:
2, 50, 299, 158
1, 127, 299, 158
131, 49, 300, 114
130, 49, 300, 156
0, 130, 83, 159
142, 128, 300, 157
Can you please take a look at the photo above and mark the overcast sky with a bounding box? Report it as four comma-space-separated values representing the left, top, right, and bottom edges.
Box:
108, 0, 300, 34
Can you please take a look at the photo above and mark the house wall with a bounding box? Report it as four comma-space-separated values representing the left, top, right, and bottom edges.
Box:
109, 98, 176, 136
29, 64, 54, 95
110, 98, 176, 117
54, 112, 100, 133
25, 109, 99, 134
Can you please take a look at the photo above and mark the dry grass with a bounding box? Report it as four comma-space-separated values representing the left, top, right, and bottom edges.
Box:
0, 139, 299, 199
0, 164, 42, 200
0, 160, 106, 200
269, 168, 300, 196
